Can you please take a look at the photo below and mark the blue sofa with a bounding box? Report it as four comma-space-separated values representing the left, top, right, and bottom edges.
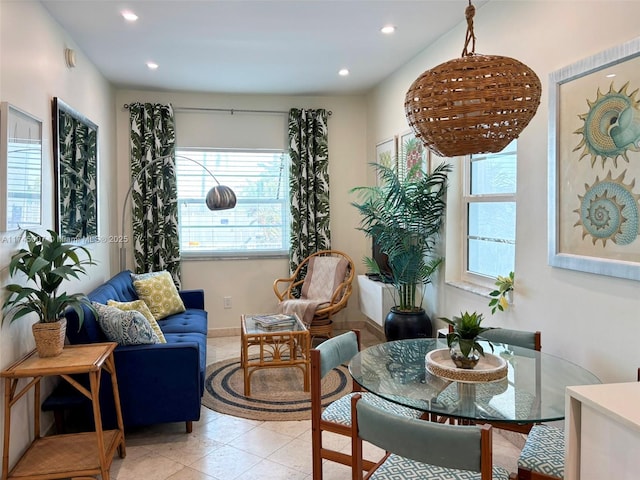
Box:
63, 270, 208, 433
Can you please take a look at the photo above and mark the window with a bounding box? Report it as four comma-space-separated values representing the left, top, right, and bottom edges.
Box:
464, 141, 516, 280
176, 148, 290, 257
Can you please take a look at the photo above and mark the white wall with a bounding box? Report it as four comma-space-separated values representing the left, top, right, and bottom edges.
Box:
368, 0, 640, 383
114, 89, 370, 333
0, 0, 115, 466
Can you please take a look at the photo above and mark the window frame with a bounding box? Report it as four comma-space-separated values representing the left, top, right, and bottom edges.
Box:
461, 145, 517, 286
176, 147, 291, 260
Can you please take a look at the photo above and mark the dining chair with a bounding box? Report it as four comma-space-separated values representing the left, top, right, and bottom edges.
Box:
350, 393, 512, 480
480, 329, 541, 434
274, 250, 355, 339
311, 330, 422, 480
515, 423, 564, 480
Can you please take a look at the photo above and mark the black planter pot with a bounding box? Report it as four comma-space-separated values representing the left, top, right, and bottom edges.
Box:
384, 307, 433, 341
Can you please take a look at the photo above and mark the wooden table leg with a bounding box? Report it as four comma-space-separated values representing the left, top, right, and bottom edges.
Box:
104, 354, 126, 458
89, 370, 109, 480
2, 378, 12, 480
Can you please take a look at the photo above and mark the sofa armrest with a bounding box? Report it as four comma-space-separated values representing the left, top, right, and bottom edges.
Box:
179, 289, 205, 310
110, 342, 203, 427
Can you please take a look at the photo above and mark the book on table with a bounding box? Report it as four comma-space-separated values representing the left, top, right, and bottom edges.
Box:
252, 314, 297, 329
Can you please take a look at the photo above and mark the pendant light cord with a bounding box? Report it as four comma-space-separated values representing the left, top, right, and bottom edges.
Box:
461, 1, 476, 57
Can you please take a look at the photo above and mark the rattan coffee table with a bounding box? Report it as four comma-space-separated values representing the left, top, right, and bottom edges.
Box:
241, 313, 311, 396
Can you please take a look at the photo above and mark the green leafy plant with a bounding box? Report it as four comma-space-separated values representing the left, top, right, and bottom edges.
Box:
488, 271, 514, 314
351, 161, 451, 312
2, 229, 96, 327
440, 311, 494, 357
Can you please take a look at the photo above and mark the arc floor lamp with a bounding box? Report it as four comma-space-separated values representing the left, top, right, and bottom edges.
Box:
119, 154, 236, 271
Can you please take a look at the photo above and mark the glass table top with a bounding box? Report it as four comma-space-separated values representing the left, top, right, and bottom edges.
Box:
349, 338, 601, 424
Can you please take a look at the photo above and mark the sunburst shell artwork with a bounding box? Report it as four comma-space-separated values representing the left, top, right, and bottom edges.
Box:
549, 37, 640, 280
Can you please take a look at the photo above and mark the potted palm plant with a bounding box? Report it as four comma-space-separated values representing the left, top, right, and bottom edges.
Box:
2, 229, 96, 357
351, 160, 451, 340
441, 311, 494, 369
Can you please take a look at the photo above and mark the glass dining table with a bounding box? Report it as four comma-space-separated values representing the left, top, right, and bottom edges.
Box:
348, 338, 601, 425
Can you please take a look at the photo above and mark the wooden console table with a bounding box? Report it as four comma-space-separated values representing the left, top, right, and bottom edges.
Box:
1, 342, 126, 480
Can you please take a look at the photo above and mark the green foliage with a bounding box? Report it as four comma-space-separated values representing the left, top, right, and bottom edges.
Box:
488, 271, 515, 314
441, 311, 494, 357
2, 230, 96, 327
351, 161, 451, 312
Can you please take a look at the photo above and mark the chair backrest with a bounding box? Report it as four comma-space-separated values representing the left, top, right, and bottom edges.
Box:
302, 255, 348, 300
481, 328, 541, 351
351, 394, 493, 478
314, 330, 360, 378
300, 250, 354, 301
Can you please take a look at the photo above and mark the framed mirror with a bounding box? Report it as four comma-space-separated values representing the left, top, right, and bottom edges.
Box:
0, 102, 43, 232
53, 97, 98, 240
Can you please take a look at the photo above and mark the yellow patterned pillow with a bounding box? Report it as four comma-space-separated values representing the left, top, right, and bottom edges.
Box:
107, 299, 167, 343
132, 271, 186, 321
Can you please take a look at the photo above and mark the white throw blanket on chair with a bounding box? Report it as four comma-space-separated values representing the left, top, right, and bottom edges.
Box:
278, 256, 348, 326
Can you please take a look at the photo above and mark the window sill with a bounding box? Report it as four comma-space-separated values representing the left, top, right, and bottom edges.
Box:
445, 280, 493, 299
181, 251, 288, 261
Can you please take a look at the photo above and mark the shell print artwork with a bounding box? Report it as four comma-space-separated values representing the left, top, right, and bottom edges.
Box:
574, 170, 640, 246
573, 82, 640, 168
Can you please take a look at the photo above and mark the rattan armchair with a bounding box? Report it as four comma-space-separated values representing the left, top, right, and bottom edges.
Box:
274, 250, 355, 339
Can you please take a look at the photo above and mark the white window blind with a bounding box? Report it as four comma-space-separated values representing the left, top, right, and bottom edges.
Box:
176, 148, 290, 257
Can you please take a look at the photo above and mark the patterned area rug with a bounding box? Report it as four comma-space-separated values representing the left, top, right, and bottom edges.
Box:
201, 357, 351, 421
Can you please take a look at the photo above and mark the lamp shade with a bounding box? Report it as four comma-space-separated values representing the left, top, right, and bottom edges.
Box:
405, 54, 542, 157
206, 185, 237, 210
404, 2, 542, 158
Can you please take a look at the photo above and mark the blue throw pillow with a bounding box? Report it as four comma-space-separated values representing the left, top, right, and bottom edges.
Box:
92, 302, 160, 346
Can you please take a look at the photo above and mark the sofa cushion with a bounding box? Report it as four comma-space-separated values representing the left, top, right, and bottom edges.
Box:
132, 271, 186, 320
107, 299, 167, 343
93, 302, 160, 346
160, 309, 208, 335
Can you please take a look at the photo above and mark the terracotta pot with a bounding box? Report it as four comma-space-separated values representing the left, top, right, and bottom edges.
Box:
32, 318, 67, 357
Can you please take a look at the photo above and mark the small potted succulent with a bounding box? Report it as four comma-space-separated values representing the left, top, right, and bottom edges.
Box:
2, 229, 96, 357
440, 311, 494, 369
488, 271, 514, 314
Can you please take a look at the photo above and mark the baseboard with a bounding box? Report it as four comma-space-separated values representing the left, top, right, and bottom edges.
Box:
208, 327, 241, 337
334, 318, 386, 341
209, 319, 386, 341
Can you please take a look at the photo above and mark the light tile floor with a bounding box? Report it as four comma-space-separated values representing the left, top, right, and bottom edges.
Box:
107, 331, 522, 480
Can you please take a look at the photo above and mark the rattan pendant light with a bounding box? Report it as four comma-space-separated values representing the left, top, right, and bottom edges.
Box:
405, 1, 542, 157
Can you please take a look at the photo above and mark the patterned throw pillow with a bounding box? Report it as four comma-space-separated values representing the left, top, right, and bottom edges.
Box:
92, 302, 159, 346
131, 271, 186, 320
107, 299, 167, 343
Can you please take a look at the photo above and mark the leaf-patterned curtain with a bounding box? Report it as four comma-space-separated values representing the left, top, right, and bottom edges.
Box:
287, 108, 330, 272
128, 103, 181, 287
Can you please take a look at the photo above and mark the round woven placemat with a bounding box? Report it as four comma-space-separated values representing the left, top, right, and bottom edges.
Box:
202, 356, 351, 421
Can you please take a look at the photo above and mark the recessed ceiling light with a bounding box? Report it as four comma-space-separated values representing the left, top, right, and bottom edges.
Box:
146, 62, 159, 70
605, 73, 616, 78
121, 10, 138, 22
338, 68, 350, 76
381, 25, 396, 34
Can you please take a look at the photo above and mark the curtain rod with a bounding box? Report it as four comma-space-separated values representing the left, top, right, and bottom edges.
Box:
122, 105, 332, 116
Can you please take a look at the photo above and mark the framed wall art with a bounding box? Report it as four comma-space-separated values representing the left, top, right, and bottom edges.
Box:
53, 97, 98, 240
0, 102, 43, 232
375, 136, 397, 185
548, 36, 640, 280
399, 130, 429, 180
